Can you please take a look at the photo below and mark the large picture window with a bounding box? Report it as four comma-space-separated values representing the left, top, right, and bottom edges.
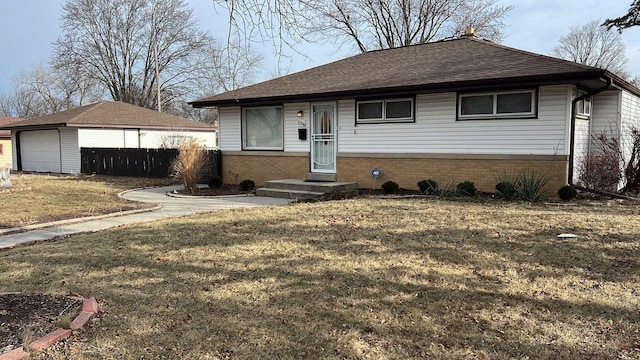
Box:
357, 98, 414, 123
458, 89, 537, 120
242, 106, 284, 150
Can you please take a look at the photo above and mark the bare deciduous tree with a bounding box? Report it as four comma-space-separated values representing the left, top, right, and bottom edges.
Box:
53, 0, 211, 110
0, 64, 103, 118
215, 0, 512, 54
209, 40, 264, 93
551, 20, 629, 77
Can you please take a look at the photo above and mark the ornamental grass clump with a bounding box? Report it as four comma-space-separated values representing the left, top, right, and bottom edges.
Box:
495, 181, 517, 200
518, 170, 550, 202
171, 138, 209, 194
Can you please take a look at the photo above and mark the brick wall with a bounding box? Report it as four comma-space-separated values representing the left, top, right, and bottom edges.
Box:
337, 155, 568, 193
222, 152, 569, 194
222, 153, 309, 185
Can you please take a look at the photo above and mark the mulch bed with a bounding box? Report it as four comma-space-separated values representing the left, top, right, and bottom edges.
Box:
0, 292, 81, 354
177, 184, 254, 196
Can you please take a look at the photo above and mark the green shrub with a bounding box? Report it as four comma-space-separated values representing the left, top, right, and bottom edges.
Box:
381, 180, 400, 194
456, 181, 477, 197
208, 176, 223, 189
239, 179, 256, 192
518, 171, 550, 202
495, 181, 516, 200
417, 179, 439, 195
558, 185, 578, 201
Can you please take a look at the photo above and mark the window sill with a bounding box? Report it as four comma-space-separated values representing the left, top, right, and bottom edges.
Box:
456, 115, 537, 121
356, 119, 415, 125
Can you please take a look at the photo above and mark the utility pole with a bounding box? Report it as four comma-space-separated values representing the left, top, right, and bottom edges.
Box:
154, 42, 161, 113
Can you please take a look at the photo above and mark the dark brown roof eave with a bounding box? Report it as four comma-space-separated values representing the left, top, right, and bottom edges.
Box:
0, 123, 68, 131
1, 123, 216, 131
73, 123, 217, 131
190, 70, 609, 108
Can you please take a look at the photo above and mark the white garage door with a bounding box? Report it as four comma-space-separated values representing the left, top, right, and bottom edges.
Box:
20, 130, 62, 173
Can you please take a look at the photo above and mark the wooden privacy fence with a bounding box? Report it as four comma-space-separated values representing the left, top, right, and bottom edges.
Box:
80, 148, 222, 179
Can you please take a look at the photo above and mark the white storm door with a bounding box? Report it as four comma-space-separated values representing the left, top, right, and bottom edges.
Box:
310, 103, 337, 173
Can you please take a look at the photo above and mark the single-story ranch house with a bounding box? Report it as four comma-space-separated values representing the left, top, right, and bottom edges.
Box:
1, 101, 217, 174
190, 34, 640, 193
0, 117, 22, 169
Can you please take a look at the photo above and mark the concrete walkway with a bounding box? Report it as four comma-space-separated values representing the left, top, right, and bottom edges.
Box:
0, 186, 290, 249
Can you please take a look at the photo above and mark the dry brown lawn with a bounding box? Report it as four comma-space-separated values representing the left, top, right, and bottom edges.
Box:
0, 198, 639, 359
0, 174, 177, 228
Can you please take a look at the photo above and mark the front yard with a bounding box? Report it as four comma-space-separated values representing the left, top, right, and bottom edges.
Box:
1, 198, 638, 359
0, 174, 177, 228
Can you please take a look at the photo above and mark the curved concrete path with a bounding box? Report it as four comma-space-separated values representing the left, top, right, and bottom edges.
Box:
0, 186, 290, 249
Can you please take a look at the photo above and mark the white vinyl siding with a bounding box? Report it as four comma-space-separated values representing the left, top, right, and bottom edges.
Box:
590, 90, 621, 150
219, 107, 242, 151
139, 130, 216, 149
620, 90, 640, 172
78, 129, 125, 148
59, 128, 80, 174
78, 128, 216, 149
124, 129, 139, 148
284, 103, 310, 152
338, 85, 569, 155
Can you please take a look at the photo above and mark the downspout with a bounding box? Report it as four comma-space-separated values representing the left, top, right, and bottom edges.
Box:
568, 77, 612, 185
15, 131, 21, 171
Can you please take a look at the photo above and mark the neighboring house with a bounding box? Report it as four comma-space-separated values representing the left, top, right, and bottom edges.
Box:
0, 117, 22, 169
1, 101, 217, 174
190, 34, 640, 192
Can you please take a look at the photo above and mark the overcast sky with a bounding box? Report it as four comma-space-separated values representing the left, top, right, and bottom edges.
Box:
1, 0, 639, 97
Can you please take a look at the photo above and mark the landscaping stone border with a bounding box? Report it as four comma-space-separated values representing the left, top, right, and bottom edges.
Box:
0, 297, 98, 360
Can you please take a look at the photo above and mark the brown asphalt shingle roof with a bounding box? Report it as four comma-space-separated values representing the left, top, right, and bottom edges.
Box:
1, 101, 216, 131
0, 117, 22, 138
191, 37, 631, 107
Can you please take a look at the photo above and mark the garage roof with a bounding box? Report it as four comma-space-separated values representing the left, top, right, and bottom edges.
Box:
1, 101, 216, 131
0, 117, 23, 138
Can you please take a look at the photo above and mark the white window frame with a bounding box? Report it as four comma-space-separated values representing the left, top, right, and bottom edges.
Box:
356, 97, 414, 124
457, 89, 537, 120
576, 89, 591, 118
242, 106, 284, 151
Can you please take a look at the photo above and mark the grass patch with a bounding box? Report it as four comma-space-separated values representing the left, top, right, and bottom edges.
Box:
0, 174, 177, 228
0, 199, 639, 359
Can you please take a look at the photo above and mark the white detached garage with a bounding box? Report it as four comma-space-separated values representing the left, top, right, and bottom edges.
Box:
2, 101, 217, 174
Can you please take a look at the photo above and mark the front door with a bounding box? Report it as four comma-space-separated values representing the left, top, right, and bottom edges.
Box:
311, 103, 337, 173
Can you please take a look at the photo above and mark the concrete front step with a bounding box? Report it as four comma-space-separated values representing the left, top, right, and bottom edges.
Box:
256, 188, 324, 200
257, 179, 358, 200
262, 179, 357, 193
306, 173, 337, 182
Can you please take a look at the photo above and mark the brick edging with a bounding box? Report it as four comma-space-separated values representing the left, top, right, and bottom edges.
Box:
0, 297, 98, 360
